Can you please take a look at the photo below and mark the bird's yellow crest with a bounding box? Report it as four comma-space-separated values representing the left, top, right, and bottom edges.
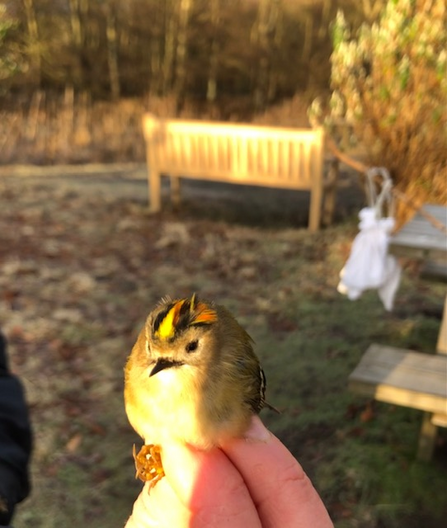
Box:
153, 295, 217, 341
156, 300, 186, 340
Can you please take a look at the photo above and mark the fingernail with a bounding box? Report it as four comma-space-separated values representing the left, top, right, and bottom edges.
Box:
244, 416, 272, 443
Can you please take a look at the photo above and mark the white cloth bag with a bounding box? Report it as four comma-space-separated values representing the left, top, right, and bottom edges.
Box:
338, 208, 401, 310
338, 169, 401, 311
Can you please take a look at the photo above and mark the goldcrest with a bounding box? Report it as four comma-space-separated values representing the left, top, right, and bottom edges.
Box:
124, 294, 274, 485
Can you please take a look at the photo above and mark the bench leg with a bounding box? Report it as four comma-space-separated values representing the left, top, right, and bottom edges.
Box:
417, 412, 437, 461
149, 168, 161, 213
309, 189, 322, 232
322, 158, 339, 227
171, 176, 181, 208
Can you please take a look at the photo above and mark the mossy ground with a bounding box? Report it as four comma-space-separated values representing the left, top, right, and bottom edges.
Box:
0, 170, 445, 527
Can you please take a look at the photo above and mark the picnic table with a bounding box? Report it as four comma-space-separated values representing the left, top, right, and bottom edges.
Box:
389, 204, 447, 277
349, 204, 447, 460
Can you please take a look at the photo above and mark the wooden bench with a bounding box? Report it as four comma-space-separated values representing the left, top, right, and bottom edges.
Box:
390, 204, 447, 279
420, 260, 447, 282
142, 114, 328, 231
349, 337, 447, 460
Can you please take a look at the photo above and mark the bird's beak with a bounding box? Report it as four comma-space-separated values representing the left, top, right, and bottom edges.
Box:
150, 358, 183, 377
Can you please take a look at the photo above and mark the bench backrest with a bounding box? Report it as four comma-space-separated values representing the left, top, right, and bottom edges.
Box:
437, 296, 447, 354
142, 114, 324, 192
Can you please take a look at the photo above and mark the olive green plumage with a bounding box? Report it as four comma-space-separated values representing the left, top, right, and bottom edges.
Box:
124, 294, 269, 451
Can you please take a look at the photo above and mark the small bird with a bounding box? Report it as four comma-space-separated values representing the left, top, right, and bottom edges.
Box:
124, 294, 274, 486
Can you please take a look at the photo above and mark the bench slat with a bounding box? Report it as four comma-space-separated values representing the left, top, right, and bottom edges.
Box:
390, 205, 447, 254
432, 413, 447, 427
437, 296, 447, 354
349, 344, 447, 415
143, 114, 325, 230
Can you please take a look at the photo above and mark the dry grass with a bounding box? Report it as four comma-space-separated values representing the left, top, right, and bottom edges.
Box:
0, 92, 217, 167
0, 92, 224, 166
0, 91, 147, 165
251, 94, 312, 128
0, 91, 315, 167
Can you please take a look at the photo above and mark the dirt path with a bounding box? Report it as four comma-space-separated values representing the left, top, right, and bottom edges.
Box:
0, 162, 365, 228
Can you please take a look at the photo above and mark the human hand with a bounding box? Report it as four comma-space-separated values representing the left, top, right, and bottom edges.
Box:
124, 417, 333, 527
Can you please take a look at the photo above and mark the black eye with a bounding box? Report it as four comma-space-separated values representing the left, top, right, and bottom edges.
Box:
185, 340, 199, 353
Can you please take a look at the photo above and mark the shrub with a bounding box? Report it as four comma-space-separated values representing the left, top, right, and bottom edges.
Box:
324, 0, 446, 224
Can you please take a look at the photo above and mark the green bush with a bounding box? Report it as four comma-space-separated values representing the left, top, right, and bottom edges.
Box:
0, 5, 20, 87
326, 0, 446, 224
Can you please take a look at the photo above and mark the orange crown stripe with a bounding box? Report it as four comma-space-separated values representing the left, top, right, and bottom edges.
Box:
192, 303, 217, 325
155, 298, 217, 340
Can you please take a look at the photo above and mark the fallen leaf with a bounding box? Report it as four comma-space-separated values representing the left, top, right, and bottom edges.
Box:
66, 433, 83, 453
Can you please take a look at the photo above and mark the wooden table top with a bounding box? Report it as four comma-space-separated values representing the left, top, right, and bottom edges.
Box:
390, 204, 447, 262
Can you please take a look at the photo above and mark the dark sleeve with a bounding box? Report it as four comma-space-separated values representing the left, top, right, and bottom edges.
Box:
0, 333, 32, 526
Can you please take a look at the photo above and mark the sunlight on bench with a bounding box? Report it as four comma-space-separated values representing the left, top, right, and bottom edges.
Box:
349, 344, 447, 415
142, 114, 327, 231
349, 297, 447, 461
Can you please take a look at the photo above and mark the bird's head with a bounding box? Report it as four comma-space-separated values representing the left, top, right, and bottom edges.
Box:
144, 294, 219, 377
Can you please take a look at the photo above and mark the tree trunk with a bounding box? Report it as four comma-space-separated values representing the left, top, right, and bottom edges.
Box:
206, 0, 220, 105
106, 4, 121, 100
69, 0, 82, 47
23, 0, 41, 86
174, 0, 192, 113
302, 13, 313, 62
253, 0, 269, 111
150, 34, 162, 95
162, 0, 177, 95
267, 0, 282, 103
68, 0, 90, 87
318, 0, 332, 38
252, 0, 282, 112
147, 2, 164, 95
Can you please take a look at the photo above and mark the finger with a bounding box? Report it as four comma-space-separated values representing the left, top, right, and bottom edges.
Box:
222, 416, 333, 528
144, 478, 192, 527
160, 439, 262, 528
124, 482, 162, 527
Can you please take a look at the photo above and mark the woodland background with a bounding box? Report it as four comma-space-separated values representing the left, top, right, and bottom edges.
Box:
1, 0, 385, 106
1, 0, 388, 165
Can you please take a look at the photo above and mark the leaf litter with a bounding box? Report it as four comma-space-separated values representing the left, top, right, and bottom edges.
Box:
1, 169, 446, 527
